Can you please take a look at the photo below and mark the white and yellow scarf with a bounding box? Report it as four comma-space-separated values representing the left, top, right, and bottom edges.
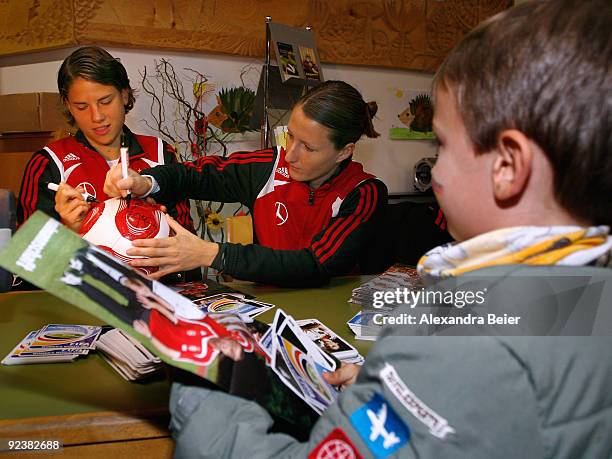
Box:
417, 226, 612, 283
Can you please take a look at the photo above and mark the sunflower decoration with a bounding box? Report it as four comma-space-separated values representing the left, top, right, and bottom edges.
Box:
205, 211, 225, 232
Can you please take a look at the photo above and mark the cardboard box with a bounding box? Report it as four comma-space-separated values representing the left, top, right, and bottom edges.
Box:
0, 93, 69, 133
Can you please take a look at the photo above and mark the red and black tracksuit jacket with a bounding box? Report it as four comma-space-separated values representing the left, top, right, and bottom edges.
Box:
144, 147, 388, 287
17, 127, 194, 232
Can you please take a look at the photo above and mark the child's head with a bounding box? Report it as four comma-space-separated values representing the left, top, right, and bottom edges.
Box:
58, 46, 136, 126
431, 0, 611, 241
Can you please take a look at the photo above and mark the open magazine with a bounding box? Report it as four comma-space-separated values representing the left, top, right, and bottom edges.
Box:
0, 211, 345, 435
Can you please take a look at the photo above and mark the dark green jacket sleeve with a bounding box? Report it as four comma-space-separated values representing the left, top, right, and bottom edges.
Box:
17, 149, 61, 226
160, 142, 195, 232
143, 149, 276, 208
211, 179, 387, 287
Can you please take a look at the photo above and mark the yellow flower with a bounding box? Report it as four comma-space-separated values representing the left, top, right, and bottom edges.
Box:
205, 212, 224, 231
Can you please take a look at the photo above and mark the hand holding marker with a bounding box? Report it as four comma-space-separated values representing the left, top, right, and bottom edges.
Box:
120, 134, 131, 207
47, 182, 98, 203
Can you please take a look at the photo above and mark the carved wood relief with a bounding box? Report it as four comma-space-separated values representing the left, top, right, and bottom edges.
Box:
0, 0, 74, 54
0, 0, 512, 72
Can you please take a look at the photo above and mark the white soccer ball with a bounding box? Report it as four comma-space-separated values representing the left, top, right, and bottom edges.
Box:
79, 197, 169, 275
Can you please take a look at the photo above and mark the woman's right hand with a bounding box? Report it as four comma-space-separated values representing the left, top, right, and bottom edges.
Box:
103, 163, 153, 198
54, 182, 90, 232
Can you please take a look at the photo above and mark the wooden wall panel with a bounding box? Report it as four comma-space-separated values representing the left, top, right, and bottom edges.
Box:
0, 0, 512, 72
0, 0, 74, 55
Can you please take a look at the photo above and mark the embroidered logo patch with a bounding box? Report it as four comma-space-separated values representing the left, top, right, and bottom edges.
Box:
308, 428, 363, 459
350, 393, 409, 458
64, 153, 80, 161
276, 166, 290, 179
380, 363, 455, 439
77, 182, 96, 199
275, 201, 289, 226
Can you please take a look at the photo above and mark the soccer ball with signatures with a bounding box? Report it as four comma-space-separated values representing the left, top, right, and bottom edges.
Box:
79, 197, 169, 275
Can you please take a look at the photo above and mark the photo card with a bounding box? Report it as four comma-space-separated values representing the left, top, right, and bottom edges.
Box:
269, 21, 324, 83
277, 42, 300, 80
298, 46, 322, 81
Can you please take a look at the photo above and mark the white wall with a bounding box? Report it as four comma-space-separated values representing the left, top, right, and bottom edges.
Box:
0, 46, 436, 194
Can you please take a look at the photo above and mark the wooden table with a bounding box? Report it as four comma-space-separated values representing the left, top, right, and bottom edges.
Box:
0, 291, 173, 457
0, 277, 372, 457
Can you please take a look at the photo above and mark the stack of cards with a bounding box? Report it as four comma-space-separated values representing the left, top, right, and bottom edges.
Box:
347, 264, 422, 342
258, 310, 340, 414
347, 310, 384, 341
2, 324, 101, 365
95, 328, 163, 381
296, 318, 364, 365
349, 264, 423, 309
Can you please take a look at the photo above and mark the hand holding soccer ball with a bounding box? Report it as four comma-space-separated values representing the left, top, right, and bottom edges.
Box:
79, 197, 169, 276
104, 163, 153, 198
54, 182, 92, 232
127, 215, 220, 280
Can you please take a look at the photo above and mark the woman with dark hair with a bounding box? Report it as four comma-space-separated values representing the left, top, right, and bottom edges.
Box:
104, 80, 387, 287
17, 46, 193, 235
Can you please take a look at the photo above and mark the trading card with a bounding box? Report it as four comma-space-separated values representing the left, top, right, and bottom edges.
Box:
298, 45, 321, 81
195, 294, 272, 318
29, 324, 101, 349
276, 335, 338, 413
279, 317, 337, 371
347, 310, 379, 328
270, 335, 304, 401
297, 318, 356, 356
169, 281, 210, 301
277, 42, 299, 79
258, 326, 274, 358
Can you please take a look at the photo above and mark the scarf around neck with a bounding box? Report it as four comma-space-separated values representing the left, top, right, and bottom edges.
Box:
417, 226, 612, 282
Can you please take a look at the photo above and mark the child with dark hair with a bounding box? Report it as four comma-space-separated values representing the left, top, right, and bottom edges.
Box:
17, 46, 193, 235
165, 1, 612, 457
104, 80, 387, 287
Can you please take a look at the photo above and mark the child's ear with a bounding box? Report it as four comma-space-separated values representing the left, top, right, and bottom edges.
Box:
492, 129, 533, 201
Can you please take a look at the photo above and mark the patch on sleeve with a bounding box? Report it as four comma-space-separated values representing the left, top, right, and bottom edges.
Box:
349, 393, 410, 458
380, 362, 455, 439
308, 428, 363, 459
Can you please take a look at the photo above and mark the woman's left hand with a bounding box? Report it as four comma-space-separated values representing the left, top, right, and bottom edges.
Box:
126, 214, 219, 280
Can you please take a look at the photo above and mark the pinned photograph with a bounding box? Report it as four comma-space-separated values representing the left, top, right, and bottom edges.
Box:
267, 21, 324, 85
277, 42, 299, 80
389, 90, 435, 140
298, 46, 322, 81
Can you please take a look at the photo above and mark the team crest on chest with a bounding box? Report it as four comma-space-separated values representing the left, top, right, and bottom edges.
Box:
275, 201, 289, 226
78, 182, 97, 198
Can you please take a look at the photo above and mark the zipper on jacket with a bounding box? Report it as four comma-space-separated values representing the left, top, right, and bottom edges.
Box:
308, 189, 315, 205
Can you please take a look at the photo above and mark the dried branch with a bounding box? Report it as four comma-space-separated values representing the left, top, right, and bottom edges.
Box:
139, 58, 257, 248
140, 66, 176, 144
